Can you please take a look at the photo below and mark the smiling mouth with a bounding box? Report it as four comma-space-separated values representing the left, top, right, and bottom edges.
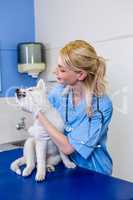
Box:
57, 77, 62, 80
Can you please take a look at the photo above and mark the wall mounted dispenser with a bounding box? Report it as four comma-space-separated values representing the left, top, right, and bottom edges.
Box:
17, 42, 45, 78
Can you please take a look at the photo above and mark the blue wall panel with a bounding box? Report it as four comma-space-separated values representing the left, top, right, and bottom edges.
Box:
0, 50, 37, 97
0, 0, 37, 97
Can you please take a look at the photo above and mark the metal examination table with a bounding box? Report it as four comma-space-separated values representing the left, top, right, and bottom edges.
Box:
0, 149, 133, 200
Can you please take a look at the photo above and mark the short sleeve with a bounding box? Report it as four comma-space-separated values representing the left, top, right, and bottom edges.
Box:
67, 96, 113, 159
48, 84, 64, 108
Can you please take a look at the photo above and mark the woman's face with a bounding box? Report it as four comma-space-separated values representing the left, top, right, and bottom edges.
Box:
55, 56, 80, 86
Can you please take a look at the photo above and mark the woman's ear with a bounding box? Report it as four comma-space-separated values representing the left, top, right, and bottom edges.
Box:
77, 70, 87, 81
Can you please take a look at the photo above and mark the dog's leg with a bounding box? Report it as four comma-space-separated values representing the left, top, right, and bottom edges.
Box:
46, 154, 61, 172
10, 156, 26, 175
22, 137, 36, 177
35, 140, 47, 181
59, 151, 76, 169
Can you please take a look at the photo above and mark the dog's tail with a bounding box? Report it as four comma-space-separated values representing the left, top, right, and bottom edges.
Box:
10, 157, 25, 175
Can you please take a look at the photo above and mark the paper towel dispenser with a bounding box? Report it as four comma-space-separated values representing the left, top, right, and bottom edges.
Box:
17, 42, 45, 78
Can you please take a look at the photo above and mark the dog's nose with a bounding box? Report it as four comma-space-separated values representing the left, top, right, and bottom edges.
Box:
16, 88, 21, 98
16, 88, 19, 93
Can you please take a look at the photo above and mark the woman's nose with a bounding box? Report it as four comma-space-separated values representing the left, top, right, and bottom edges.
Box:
53, 67, 58, 75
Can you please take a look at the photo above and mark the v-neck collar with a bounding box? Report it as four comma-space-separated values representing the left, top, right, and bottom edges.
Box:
69, 89, 85, 110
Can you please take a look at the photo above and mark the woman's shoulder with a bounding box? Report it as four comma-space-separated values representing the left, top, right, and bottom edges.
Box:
100, 94, 112, 105
93, 94, 113, 111
48, 83, 66, 107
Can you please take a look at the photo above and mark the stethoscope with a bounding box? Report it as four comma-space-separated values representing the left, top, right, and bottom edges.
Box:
64, 92, 104, 149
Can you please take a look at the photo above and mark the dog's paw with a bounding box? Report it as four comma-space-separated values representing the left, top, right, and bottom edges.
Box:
46, 164, 55, 172
64, 161, 76, 169
10, 164, 21, 175
22, 166, 34, 177
16, 169, 22, 175
35, 171, 46, 182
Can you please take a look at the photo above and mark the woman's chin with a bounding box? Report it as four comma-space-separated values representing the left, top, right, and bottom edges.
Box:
56, 78, 64, 84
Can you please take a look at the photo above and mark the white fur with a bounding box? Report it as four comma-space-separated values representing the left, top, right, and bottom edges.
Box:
10, 79, 76, 181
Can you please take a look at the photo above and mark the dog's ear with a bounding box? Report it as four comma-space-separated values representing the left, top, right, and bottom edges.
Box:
37, 79, 46, 90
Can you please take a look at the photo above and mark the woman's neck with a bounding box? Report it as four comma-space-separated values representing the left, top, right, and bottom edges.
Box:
71, 82, 83, 97
70, 82, 84, 106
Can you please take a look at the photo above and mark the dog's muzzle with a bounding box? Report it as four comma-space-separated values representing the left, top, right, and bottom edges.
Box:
16, 88, 26, 99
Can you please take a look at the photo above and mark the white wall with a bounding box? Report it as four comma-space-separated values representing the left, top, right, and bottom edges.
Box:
35, 0, 133, 181
0, 97, 32, 144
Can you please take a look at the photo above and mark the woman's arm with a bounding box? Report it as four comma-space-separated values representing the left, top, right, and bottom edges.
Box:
37, 111, 75, 155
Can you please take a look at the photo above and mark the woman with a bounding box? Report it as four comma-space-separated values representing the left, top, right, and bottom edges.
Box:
23, 40, 113, 175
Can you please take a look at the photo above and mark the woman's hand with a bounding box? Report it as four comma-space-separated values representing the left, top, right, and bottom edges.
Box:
37, 112, 75, 155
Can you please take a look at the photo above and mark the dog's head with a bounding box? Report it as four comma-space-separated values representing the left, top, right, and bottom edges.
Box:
16, 79, 47, 110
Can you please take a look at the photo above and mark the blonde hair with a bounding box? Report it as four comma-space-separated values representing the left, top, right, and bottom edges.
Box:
60, 40, 107, 115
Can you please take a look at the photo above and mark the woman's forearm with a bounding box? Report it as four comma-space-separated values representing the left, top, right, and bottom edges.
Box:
37, 112, 74, 155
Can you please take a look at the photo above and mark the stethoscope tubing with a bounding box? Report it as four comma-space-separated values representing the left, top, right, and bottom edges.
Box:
64, 93, 104, 148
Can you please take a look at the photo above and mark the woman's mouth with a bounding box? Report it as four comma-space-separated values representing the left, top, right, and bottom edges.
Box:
56, 77, 61, 81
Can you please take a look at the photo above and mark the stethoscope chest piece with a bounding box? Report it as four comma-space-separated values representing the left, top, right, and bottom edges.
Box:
64, 122, 73, 132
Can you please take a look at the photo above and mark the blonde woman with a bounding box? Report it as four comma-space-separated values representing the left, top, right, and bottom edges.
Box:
23, 40, 113, 175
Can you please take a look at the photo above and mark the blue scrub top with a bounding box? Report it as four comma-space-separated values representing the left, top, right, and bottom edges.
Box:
48, 84, 113, 175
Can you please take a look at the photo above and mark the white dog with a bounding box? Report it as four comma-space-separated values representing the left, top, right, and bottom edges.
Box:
10, 79, 76, 181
